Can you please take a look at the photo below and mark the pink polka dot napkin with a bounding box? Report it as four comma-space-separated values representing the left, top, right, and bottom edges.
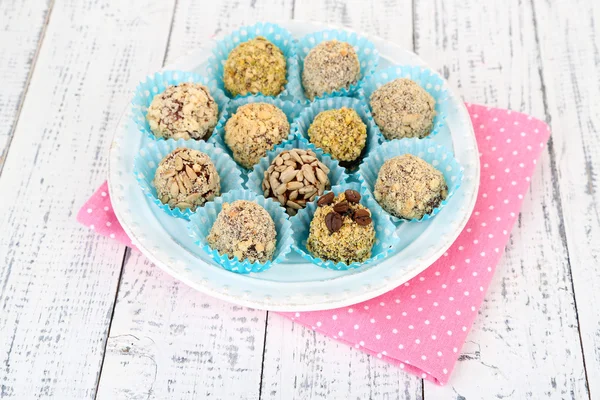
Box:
77, 104, 550, 385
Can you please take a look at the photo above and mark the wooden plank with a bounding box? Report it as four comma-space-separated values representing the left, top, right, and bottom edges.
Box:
259, 1, 424, 399
532, 0, 600, 397
96, 1, 294, 399
0, 0, 52, 166
413, 0, 589, 398
0, 0, 175, 398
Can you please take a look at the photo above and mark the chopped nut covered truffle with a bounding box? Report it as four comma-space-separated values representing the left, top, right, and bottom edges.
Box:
302, 40, 361, 100
147, 83, 219, 140
224, 102, 290, 169
374, 154, 448, 219
207, 200, 277, 263
223, 37, 287, 97
153, 148, 221, 211
370, 78, 436, 139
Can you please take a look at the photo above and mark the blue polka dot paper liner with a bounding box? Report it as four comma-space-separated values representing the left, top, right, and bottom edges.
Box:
358, 138, 464, 223
133, 139, 244, 220
291, 96, 383, 170
209, 95, 305, 173
206, 22, 302, 100
292, 182, 399, 271
294, 29, 379, 102
187, 189, 294, 274
359, 65, 450, 138
246, 135, 350, 207
131, 70, 229, 142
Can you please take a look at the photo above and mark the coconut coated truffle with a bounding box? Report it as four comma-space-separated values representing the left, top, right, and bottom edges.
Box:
224, 102, 290, 169
207, 200, 277, 263
308, 107, 367, 163
223, 37, 287, 97
147, 83, 219, 140
153, 148, 221, 211
374, 154, 447, 220
302, 40, 361, 100
307, 190, 375, 264
370, 78, 436, 139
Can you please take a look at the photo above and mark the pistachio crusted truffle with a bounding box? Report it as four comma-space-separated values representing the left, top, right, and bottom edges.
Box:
302, 40, 361, 100
225, 102, 290, 169
207, 200, 277, 263
223, 37, 287, 97
308, 107, 367, 163
370, 78, 436, 139
262, 148, 331, 215
147, 83, 219, 140
374, 154, 448, 220
307, 190, 375, 264
153, 148, 221, 211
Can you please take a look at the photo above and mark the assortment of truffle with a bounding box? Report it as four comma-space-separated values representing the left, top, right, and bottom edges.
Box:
153, 148, 221, 211
374, 154, 448, 220
147, 82, 219, 140
307, 190, 375, 264
223, 36, 287, 97
224, 102, 290, 169
307, 107, 367, 165
207, 200, 277, 263
138, 29, 456, 271
262, 148, 331, 216
302, 40, 361, 100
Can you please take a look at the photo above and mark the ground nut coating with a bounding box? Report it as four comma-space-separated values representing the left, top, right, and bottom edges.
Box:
153, 148, 221, 211
374, 154, 448, 220
223, 37, 287, 97
147, 83, 219, 140
370, 78, 436, 139
207, 200, 277, 263
302, 40, 361, 100
308, 107, 367, 163
225, 102, 290, 169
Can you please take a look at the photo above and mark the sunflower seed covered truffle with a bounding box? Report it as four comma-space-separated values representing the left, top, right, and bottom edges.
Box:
225, 102, 290, 169
262, 148, 331, 215
207, 200, 277, 263
153, 148, 221, 211
146, 83, 219, 140
374, 154, 447, 220
308, 107, 367, 164
302, 40, 361, 100
223, 37, 287, 97
370, 78, 436, 139
307, 190, 375, 264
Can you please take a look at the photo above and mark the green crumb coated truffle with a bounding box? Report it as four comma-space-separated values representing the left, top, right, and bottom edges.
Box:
307, 107, 367, 163
207, 200, 277, 263
306, 192, 375, 264
302, 40, 361, 100
370, 78, 436, 139
223, 37, 287, 97
374, 154, 448, 220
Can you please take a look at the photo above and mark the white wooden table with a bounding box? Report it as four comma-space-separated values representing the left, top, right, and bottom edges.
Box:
0, 0, 598, 399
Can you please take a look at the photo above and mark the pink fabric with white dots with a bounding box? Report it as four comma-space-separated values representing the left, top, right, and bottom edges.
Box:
77, 103, 550, 385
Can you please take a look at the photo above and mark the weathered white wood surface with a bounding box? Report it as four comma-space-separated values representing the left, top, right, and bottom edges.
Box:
0, 0, 598, 399
0, 0, 52, 166
0, 0, 174, 398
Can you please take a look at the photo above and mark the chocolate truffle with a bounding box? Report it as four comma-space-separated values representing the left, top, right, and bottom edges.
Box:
308, 107, 367, 163
262, 148, 331, 216
147, 83, 219, 140
207, 200, 277, 263
153, 148, 221, 211
307, 190, 375, 264
225, 102, 290, 169
302, 40, 360, 100
369, 78, 436, 139
374, 154, 448, 220
223, 37, 287, 97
